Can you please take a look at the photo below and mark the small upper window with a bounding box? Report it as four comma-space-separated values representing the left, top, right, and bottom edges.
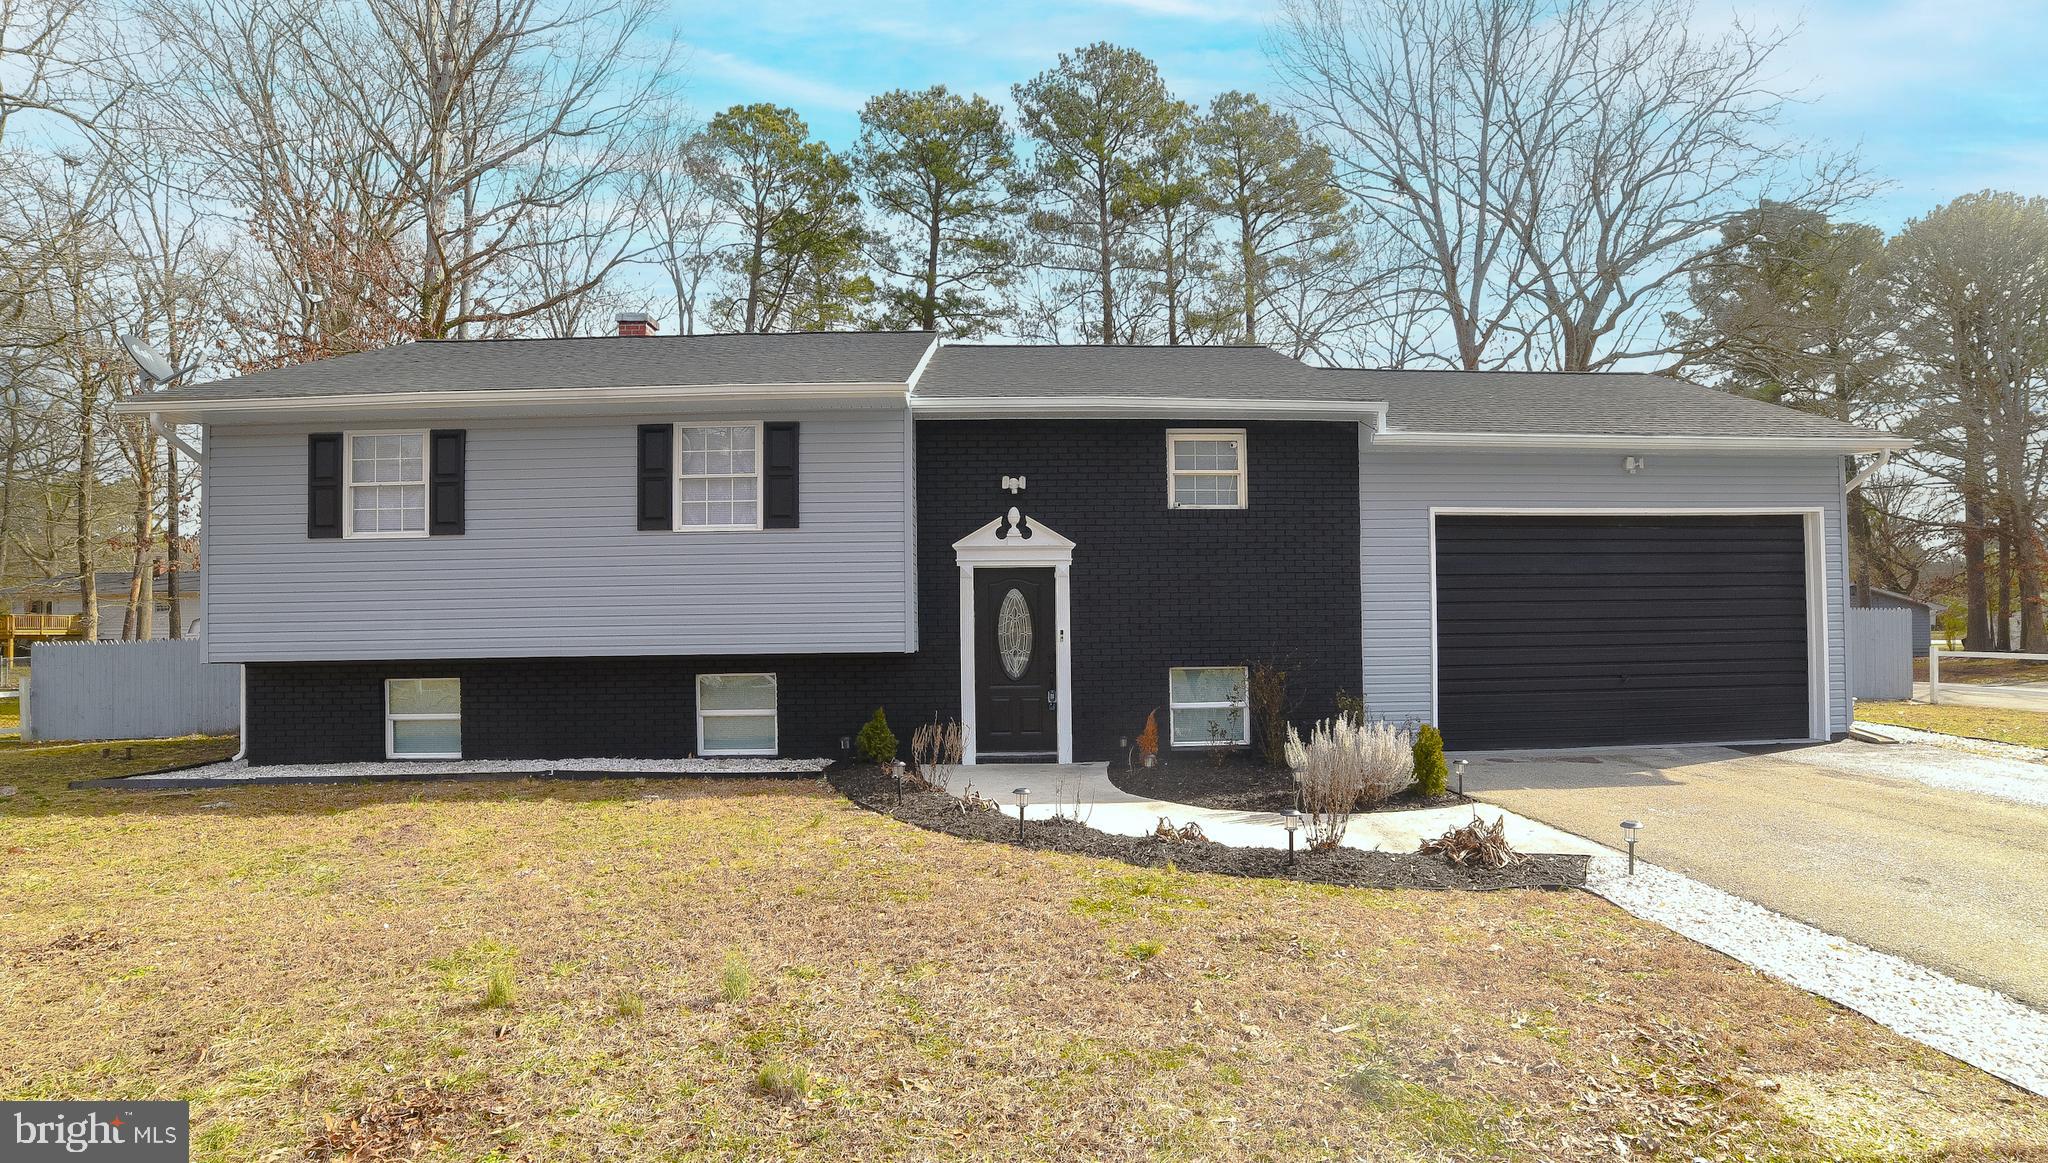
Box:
697, 673, 778, 755
678, 423, 762, 531
346, 431, 428, 538
1167, 429, 1246, 510
1168, 666, 1249, 747
386, 677, 461, 759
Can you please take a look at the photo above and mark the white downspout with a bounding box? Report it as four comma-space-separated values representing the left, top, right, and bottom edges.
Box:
1846, 448, 1891, 493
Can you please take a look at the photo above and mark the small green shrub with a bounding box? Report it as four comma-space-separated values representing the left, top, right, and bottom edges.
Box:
856, 707, 898, 767
1412, 724, 1448, 798
482, 964, 516, 1009
719, 949, 753, 1004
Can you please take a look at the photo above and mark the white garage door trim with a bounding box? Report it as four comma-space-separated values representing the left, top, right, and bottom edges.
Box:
1427, 506, 1830, 746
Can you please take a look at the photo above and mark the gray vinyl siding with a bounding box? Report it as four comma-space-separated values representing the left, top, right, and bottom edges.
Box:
203, 408, 915, 662
1358, 442, 1851, 738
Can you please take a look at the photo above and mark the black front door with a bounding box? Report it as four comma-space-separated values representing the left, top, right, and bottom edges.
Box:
976, 568, 1056, 757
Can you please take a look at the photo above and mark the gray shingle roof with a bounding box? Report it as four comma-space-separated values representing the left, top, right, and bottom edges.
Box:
914, 343, 1367, 400
1326, 368, 1884, 440
150, 331, 939, 401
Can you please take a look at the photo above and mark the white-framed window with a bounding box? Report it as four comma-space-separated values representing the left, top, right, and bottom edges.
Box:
1166, 429, 1247, 510
697, 672, 778, 755
1168, 666, 1249, 747
676, 422, 763, 531
345, 430, 429, 538
386, 677, 461, 759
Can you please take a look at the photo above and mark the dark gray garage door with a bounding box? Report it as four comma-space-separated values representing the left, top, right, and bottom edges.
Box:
1435, 514, 1810, 750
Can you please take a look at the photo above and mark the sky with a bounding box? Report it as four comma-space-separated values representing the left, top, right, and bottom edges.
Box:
662, 0, 2048, 232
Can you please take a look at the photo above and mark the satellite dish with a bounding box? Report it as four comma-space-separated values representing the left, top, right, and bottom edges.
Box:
118, 333, 176, 384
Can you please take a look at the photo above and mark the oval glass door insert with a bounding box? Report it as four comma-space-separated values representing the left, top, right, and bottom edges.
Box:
997, 588, 1033, 679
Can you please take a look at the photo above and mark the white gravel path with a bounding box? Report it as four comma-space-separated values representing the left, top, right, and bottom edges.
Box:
132, 756, 832, 783
1827, 729, 2048, 808
1586, 852, 2048, 1096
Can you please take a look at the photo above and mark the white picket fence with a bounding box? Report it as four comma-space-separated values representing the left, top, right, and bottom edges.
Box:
23, 639, 239, 741
1848, 607, 1914, 701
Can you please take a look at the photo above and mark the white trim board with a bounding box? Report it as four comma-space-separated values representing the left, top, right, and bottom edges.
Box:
1373, 430, 1910, 454
116, 381, 913, 422
914, 396, 1390, 423
953, 513, 1075, 765
1424, 506, 1832, 744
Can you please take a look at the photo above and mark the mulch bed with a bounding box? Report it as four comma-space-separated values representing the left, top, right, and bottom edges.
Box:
1107, 755, 1474, 814
829, 765, 1586, 892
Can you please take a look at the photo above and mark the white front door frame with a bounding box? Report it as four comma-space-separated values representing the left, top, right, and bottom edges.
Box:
954, 510, 1075, 764
1426, 506, 1831, 744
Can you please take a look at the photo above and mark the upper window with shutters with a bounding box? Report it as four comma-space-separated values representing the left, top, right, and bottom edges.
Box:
307, 429, 465, 540
638, 421, 800, 533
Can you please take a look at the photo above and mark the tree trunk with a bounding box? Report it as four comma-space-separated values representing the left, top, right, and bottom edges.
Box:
124, 426, 155, 640
1096, 170, 1116, 343
923, 205, 941, 331
1238, 208, 1257, 344
1963, 492, 1991, 650
1997, 526, 2013, 651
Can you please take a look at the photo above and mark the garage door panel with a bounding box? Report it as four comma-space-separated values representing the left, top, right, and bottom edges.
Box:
1434, 515, 1809, 750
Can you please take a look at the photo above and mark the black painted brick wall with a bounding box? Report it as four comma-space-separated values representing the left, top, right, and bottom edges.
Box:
245, 418, 1362, 763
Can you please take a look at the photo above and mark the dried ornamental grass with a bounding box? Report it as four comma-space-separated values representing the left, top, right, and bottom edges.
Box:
1285, 718, 1415, 848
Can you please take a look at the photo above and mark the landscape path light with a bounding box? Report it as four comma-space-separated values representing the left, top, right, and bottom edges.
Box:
1013, 788, 1031, 842
1621, 820, 1642, 876
1282, 809, 1303, 866
1454, 759, 1468, 796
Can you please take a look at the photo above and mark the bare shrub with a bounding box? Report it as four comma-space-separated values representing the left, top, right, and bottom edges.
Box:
1153, 817, 1209, 843
1248, 660, 1295, 765
910, 716, 964, 791
1285, 718, 1415, 849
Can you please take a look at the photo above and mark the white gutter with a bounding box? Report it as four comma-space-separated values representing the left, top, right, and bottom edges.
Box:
912, 395, 1392, 423
1368, 430, 1915, 455
111, 379, 914, 420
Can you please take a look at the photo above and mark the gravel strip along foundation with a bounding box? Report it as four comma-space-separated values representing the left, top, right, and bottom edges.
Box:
1585, 853, 2048, 1097
75, 755, 833, 789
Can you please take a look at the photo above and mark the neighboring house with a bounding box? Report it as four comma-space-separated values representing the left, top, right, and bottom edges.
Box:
1850, 584, 1937, 656
4, 569, 204, 645
117, 326, 1907, 764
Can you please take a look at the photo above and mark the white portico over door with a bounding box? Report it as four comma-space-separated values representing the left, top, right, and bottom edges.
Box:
953, 509, 1075, 764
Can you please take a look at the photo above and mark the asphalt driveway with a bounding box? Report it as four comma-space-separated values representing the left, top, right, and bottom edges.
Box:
1460, 740, 2048, 1009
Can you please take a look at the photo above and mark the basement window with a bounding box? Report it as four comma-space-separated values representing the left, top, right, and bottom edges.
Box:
1166, 429, 1246, 509
1168, 666, 1249, 747
386, 678, 461, 759
697, 673, 778, 756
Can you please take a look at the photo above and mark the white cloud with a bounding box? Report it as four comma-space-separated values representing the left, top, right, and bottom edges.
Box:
687, 48, 873, 114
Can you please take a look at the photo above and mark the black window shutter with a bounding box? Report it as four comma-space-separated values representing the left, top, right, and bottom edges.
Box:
764, 422, 799, 528
637, 424, 672, 530
429, 429, 465, 535
307, 432, 343, 538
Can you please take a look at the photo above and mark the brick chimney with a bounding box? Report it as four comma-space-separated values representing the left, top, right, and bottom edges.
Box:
616, 311, 657, 337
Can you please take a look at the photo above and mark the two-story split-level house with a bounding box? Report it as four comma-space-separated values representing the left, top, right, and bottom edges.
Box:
118, 327, 1908, 765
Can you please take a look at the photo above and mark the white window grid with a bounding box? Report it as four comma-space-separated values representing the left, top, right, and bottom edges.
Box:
675, 422, 764, 532
344, 429, 430, 539
1166, 429, 1247, 510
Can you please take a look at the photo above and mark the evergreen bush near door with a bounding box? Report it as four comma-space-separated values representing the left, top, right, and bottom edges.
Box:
856, 707, 898, 768
1412, 725, 1448, 798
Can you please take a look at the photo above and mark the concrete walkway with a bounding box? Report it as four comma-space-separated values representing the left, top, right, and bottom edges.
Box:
944, 762, 1605, 858
1459, 742, 2048, 1010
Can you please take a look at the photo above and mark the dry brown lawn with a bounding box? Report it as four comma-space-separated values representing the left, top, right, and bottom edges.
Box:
1856, 700, 2048, 750
2, 737, 2045, 1161
1915, 654, 2048, 686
